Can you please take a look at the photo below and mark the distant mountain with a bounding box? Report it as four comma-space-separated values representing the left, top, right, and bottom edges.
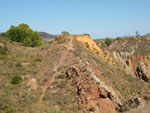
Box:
38, 32, 56, 42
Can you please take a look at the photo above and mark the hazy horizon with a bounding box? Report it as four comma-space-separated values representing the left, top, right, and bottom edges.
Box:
0, 0, 150, 39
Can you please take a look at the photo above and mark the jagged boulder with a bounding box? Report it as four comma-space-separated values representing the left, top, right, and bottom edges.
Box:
66, 64, 122, 113
136, 61, 150, 82
66, 66, 79, 78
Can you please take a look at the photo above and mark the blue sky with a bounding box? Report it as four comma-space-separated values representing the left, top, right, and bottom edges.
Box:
0, 0, 150, 39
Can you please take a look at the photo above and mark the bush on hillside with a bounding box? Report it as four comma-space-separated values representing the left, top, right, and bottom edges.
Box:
11, 75, 22, 85
83, 33, 90, 36
0, 32, 6, 37
116, 37, 121, 40
105, 37, 113, 46
0, 44, 8, 55
61, 31, 70, 35
5, 23, 43, 47
34, 58, 42, 62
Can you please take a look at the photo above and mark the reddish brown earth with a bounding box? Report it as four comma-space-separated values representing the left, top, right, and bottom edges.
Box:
40, 39, 74, 103
37, 36, 123, 113
66, 64, 120, 113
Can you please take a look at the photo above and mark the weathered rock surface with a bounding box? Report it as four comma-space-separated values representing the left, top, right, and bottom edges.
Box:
136, 61, 150, 82
66, 62, 122, 113
27, 78, 38, 90
106, 51, 150, 82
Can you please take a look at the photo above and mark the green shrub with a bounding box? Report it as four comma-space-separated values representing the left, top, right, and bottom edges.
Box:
105, 37, 114, 46
6, 109, 15, 113
61, 31, 70, 35
11, 75, 22, 85
100, 42, 106, 48
85, 42, 89, 48
34, 58, 42, 62
0, 32, 5, 37
116, 37, 121, 40
83, 33, 90, 36
0, 44, 8, 55
5, 23, 43, 47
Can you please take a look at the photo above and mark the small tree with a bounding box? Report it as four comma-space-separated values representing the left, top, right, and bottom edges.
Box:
6, 23, 43, 47
61, 31, 70, 35
135, 31, 140, 37
83, 33, 90, 36
116, 37, 121, 40
105, 37, 113, 46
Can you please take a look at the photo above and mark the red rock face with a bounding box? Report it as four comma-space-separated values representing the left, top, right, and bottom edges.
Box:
104, 36, 150, 82
106, 51, 150, 82
66, 65, 119, 113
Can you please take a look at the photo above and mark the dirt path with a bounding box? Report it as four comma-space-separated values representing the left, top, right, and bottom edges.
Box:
40, 39, 74, 103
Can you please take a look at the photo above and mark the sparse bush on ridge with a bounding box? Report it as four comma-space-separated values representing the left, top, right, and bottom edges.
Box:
61, 31, 70, 35
5, 23, 43, 47
116, 37, 121, 40
34, 58, 42, 62
83, 33, 90, 36
0, 42, 9, 59
11, 75, 22, 84
104, 37, 114, 46
0, 44, 8, 55
0, 32, 6, 37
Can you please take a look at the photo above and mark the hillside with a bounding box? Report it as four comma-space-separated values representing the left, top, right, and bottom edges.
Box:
104, 36, 150, 82
0, 35, 150, 113
106, 36, 150, 55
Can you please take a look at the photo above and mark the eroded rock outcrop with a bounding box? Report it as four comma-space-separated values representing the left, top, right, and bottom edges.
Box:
106, 51, 150, 82
55, 35, 103, 55
105, 36, 150, 82
136, 62, 150, 82
66, 62, 122, 113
